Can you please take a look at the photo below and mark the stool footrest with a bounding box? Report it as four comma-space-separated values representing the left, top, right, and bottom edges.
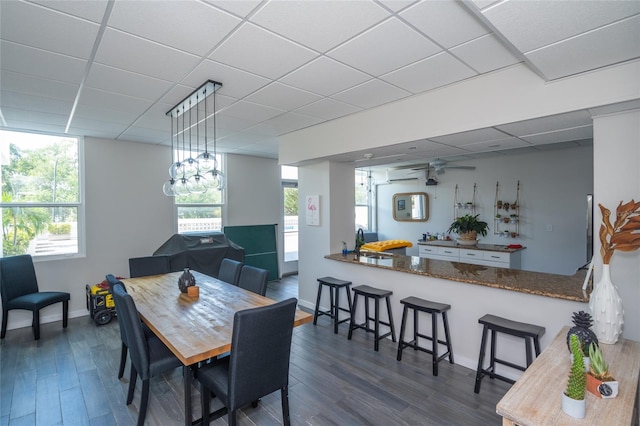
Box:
478, 367, 516, 385
492, 357, 527, 373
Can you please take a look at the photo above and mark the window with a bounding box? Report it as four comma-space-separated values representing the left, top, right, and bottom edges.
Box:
0, 129, 83, 259
282, 166, 298, 263
175, 154, 224, 233
355, 169, 372, 231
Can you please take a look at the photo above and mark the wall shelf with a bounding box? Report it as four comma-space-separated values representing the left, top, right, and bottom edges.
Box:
494, 181, 520, 238
454, 183, 477, 219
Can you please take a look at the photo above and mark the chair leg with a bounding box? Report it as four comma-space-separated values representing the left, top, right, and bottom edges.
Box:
348, 293, 358, 340
62, 300, 69, 328
281, 386, 291, 426
201, 383, 210, 424
396, 305, 409, 361
33, 310, 40, 340
127, 366, 138, 404
1, 308, 8, 339
313, 283, 323, 325
118, 343, 128, 379
228, 409, 237, 426
138, 379, 149, 426
474, 325, 489, 394
385, 297, 396, 342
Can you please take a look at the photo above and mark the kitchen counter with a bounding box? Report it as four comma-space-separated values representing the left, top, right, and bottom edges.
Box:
417, 240, 526, 253
325, 252, 589, 302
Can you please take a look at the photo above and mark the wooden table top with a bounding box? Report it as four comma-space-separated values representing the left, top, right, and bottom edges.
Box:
496, 326, 640, 425
122, 271, 312, 366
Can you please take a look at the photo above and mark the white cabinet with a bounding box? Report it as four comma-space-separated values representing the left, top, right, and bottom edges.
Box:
419, 245, 522, 269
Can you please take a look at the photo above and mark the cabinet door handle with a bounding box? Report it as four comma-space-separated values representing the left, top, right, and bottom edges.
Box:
490, 255, 500, 259
466, 253, 476, 257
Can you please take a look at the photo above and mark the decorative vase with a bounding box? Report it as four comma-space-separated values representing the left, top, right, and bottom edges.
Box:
586, 374, 618, 399
561, 392, 586, 419
178, 268, 196, 293
588, 265, 624, 344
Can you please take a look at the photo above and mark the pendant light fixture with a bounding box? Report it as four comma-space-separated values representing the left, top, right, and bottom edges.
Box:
163, 80, 223, 196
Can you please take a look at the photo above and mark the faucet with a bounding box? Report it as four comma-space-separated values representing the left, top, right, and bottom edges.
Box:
355, 228, 365, 257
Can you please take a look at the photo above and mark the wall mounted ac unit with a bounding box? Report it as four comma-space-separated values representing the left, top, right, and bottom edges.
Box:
386, 169, 423, 183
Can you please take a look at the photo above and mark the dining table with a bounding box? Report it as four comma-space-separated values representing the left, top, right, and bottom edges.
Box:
122, 270, 313, 426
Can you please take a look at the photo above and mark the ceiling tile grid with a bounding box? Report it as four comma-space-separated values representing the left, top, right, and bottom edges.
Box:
1, 0, 636, 162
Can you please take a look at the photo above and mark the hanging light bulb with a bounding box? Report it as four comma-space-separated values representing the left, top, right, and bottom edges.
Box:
208, 169, 226, 190
174, 176, 190, 196
187, 173, 207, 194
163, 178, 178, 196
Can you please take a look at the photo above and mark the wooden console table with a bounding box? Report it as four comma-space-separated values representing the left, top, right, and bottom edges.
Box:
497, 326, 640, 425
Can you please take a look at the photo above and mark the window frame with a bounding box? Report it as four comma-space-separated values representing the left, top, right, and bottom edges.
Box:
0, 129, 85, 261
174, 153, 225, 234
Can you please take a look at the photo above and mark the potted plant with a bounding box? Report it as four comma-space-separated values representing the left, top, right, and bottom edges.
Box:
587, 342, 618, 398
566, 311, 598, 372
447, 214, 488, 243
562, 334, 586, 419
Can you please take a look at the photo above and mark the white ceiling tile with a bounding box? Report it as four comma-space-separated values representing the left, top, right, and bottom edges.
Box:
450, 33, 521, 74
134, 103, 175, 132
430, 127, 510, 146
181, 60, 270, 100
525, 15, 640, 80
378, 1, 419, 13
295, 98, 362, 121
458, 136, 530, 152
118, 126, 170, 145
588, 99, 640, 117
482, 0, 640, 53
94, 28, 201, 82
2, 107, 68, 130
249, 112, 324, 136
68, 116, 131, 134
78, 88, 153, 116
245, 83, 322, 111
469, 0, 501, 12
328, 17, 441, 76
332, 79, 411, 109
219, 100, 285, 122
0, 1, 99, 59
108, 1, 241, 57
0, 41, 87, 84
279, 56, 371, 96
0, 71, 78, 102
28, 0, 109, 23
520, 126, 593, 145
251, 0, 389, 52
210, 23, 317, 80
400, 0, 490, 48
215, 114, 258, 133
496, 111, 593, 136
382, 52, 476, 94
85, 64, 174, 102
0, 91, 72, 116
204, 0, 262, 18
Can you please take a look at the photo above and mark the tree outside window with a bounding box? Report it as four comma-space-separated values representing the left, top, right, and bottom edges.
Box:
0, 130, 81, 258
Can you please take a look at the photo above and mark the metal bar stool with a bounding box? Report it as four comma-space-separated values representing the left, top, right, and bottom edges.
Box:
396, 296, 454, 376
474, 314, 545, 393
348, 285, 396, 351
313, 277, 353, 334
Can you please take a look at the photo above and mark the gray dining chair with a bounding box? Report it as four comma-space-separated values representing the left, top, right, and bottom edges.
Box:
0, 254, 70, 340
110, 280, 182, 426
218, 258, 243, 286
237, 265, 269, 296
199, 297, 298, 426
128, 255, 171, 278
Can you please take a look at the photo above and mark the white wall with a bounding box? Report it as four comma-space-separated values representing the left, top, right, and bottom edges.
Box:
592, 109, 640, 342
375, 144, 593, 275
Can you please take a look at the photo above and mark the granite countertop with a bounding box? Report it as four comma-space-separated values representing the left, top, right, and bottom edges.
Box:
325, 252, 590, 302
417, 240, 526, 253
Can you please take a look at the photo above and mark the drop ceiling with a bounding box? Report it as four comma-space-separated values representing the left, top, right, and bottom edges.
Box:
1, 0, 639, 163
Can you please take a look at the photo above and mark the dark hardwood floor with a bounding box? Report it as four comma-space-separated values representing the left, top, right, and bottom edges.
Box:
1, 275, 511, 425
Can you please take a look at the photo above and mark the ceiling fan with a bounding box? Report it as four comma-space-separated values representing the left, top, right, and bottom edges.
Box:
408, 159, 476, 175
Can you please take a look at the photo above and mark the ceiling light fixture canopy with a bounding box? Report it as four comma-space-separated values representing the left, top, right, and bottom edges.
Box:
163, 80, 224, 197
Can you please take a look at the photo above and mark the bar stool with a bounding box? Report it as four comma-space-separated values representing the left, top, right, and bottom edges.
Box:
396, 296, 454, 376
474, 314, 545, 393
348, 285, 396, 351
313, 277, 353, 334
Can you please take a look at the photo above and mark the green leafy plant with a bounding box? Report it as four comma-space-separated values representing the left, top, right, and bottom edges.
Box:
588, 342, 614, 381
566, 334, 586, 400
447, 214, 489, 237
48, 223, 71, 235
